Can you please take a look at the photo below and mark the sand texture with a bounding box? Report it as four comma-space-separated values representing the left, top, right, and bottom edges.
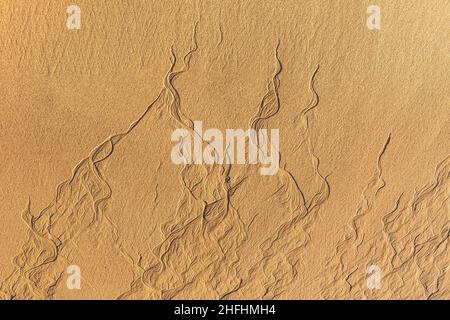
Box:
0, 0, 449, 299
